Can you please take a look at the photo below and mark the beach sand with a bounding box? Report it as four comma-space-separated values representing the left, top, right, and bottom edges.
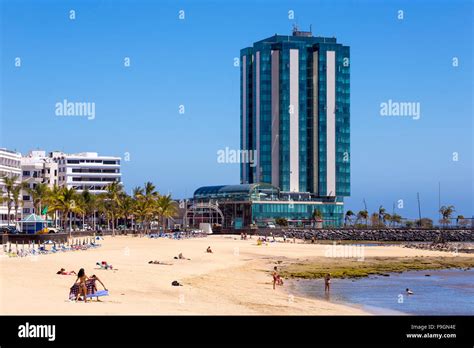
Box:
1, 235, 471, 315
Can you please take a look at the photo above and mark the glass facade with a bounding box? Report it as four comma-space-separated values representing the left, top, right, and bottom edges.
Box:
193, 184, 344, 227
240, 31, 350, 199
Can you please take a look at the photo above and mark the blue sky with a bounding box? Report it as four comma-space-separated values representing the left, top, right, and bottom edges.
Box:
0, 0, 472, 220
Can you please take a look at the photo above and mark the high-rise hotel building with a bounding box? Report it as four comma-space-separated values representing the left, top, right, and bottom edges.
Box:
240, 29, 350, 199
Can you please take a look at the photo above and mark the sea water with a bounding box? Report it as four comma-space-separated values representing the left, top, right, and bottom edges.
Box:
288, 269, 474, 315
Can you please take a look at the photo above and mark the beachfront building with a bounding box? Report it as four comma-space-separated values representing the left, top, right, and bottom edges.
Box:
0, 148, 22, 224
188, 183, 343, 229
20, 150, 59, 215
237, 27, 350, 226
49, 151, 121, 194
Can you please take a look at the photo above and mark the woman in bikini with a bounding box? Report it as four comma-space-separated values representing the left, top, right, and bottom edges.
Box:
74, 268, 89, 303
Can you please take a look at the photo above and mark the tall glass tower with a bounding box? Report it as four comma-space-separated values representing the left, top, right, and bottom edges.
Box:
240, 28, 350, 199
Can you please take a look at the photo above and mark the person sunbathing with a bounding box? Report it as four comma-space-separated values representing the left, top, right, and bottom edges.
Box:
148, 260, 172, 265
206, 246, 213, 253
56, 268, 76, 275
96, 261, 114, 270
73, 268, 89, 303
174, 253, 190, 260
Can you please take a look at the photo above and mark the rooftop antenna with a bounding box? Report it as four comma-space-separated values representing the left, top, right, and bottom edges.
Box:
292, 23, 298, 35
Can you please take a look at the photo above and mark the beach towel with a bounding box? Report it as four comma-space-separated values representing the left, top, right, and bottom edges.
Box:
69, 284, 80, 300
69, 278, 100, 300
85, 290, 109, 298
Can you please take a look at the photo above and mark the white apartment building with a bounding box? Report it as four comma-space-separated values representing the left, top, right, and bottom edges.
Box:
21, 150, 59, 215
0, 148, 22, 224
49, 151, 121, 194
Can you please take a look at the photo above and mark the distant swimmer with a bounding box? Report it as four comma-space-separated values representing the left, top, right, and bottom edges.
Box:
406, 288, 414, 295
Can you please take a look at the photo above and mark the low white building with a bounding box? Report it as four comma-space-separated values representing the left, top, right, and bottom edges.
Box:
21, 150, 59, 215
49, 151, 121, 194
0, 148, 22, 224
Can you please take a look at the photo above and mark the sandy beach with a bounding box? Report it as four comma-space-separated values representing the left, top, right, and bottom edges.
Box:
1, 235, 472, 315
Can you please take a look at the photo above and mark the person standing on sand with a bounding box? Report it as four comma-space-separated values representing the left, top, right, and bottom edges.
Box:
74, 268, 89, 303
324, 273, 331, 292
272, 266, 283, 289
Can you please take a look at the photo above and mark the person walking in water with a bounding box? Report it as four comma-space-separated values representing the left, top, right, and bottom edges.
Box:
324, 273, 331, 292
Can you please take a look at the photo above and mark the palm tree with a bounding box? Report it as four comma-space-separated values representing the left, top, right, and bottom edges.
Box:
11, 185, 24, 224
117, 193, 134, 229
155, 194, 178, 232
383, 213, 391, 227
356, 210, 369, 227
439, 205, 455, 226
312, 209, 323, 227
1, 174, 19, 225
80, 189, 98, 230
105, 182, 124, 236
45, 185, 63, 227
344, 210, 354, 227
378, 206, 386, 225
49, 187, 80, 234
96, 192, 111, 230
391, 213, 402, 227
135, 182, 158, 234
28, 183, 50, 215
456, 215, 464, 227
370, 212, 379, 227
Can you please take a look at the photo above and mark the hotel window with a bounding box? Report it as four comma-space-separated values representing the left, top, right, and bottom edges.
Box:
23, 195, 30, 201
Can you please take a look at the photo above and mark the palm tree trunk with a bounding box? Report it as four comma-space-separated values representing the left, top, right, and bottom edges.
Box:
111, 214, 115, 237
7, 205, 11, 226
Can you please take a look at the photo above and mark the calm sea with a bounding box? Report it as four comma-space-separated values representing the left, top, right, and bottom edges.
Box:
288, 269, 474, 315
